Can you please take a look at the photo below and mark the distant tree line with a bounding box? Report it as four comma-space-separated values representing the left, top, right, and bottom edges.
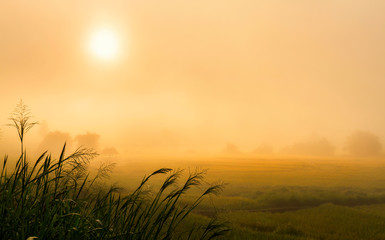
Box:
222, 131, 383, 157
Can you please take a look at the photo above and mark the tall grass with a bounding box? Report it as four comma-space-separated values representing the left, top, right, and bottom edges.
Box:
0, 147, 228, 239
0, 102, 229, 239
7, 99, 38, 155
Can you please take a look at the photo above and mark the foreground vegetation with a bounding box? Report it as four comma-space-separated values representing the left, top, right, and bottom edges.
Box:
0, 146, 230, 239
0, 101, 228, 239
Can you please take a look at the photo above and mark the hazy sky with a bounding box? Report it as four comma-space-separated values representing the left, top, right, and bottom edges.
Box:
1, 1, 385, 156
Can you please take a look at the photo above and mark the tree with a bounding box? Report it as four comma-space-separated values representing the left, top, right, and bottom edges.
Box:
8, 100, 38, 155
252, 144, 274, 155
38, 131, 73, 156
222, 143, 242, 155
345, 131, 382, 157
75, 132, 100, 150
283, 137, 335, 156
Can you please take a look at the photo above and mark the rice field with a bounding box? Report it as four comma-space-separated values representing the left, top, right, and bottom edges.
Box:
113, 156, 385, 239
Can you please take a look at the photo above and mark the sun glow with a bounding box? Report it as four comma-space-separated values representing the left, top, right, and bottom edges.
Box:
89, 28, 119, 61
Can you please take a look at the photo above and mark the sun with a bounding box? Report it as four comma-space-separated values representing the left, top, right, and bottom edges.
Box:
89, 28, 119, 61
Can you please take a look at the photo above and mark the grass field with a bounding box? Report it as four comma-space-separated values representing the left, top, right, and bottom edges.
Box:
2, 150, 385, 239
112, 156, 385, 239
216, 203, 385, 240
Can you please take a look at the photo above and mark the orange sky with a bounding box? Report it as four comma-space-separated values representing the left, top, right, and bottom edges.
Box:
1, 1, 385, 156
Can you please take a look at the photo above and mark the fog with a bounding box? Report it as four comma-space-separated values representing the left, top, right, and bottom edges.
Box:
1, 1, 385, 158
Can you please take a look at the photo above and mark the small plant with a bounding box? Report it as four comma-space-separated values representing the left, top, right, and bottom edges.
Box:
0, 102, 229, 239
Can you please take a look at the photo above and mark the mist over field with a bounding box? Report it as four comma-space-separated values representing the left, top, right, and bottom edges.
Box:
1, 1, 385, 239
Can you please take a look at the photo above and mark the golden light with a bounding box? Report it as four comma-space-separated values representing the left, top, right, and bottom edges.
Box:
88, 28, 119, 61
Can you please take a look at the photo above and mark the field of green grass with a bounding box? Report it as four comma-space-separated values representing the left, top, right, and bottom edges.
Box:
217, 203, 385, 240
113, 156, 385, 239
